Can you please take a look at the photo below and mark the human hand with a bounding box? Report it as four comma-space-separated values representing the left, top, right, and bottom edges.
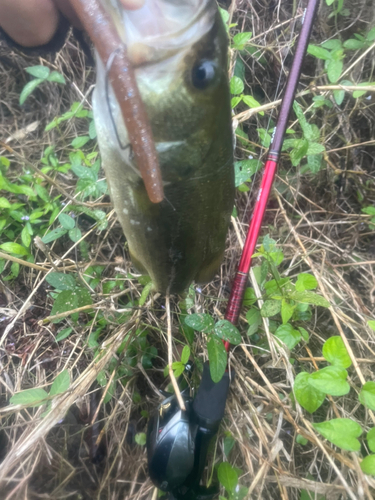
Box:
0, 0, 145, 47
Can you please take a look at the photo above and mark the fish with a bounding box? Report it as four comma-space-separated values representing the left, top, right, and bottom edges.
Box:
93, 0, 234, 294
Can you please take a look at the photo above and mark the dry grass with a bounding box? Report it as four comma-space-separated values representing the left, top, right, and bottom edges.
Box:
0, 0, 375, 498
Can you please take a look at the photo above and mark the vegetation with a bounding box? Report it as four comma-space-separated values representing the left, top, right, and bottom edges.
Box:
0, 0, 375, 498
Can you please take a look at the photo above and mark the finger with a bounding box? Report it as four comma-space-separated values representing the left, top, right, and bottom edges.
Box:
0, 0, 59, 47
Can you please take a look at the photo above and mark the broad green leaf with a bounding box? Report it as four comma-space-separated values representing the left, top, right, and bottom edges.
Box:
135, 432, 146, 446
172, 362, 185, 377
234, 159, 261, 186
0, 197, 11, 208
19, 79, 44, 105
290, 139, 309, 166
359, 382, 375, 410
306, 154, 323, 173
0, 242, 28, 256
313, 418, 362, 451
46, 272, 76, 291
333, 89, 345, 105
321, 39, 342, 50
224, 435, 235, 457
26, 65, 50, 79
10, 388, 48, 407
71, 136, 90, 149
47, 71, 66, 84
89, 120, 97, 139
261, 299, 281, 317
49, 369, 70, 396
41, 227, 68, 244
181, 345, 190, 364
58, 213, 75, 230
306, 143, 325, 155
289, 291, 330, 308
233, 32, 252, 49
367, 27, 375, 41
327, 59, 343, 83
50, 289, 89, 322
21, 226, 31, 247
298, 327, 309, 342
362, 206, 375, 215
296, 434, 308, 445
242, 95, 261, 109
230, 76, 244, 95
214, 320, 241, 345
367, 428, 375, 453
185, 313, 214, 333
69, 227, 82, 242
76, 288, 92, 308
281, 299, 295, 324
368, 320, 375, 332
217, 462, 238, 493
343, 39, 365, 50
308, 366, 350, 396
231, 96, 242, 108
307, 45, 331, 60
55, 327, 73, 342
361, 455, 375, 476
243, 287, 257, 306
322, 336, 352, 368
234, 486, 249, 500
275, 324, 301, 350
207, 335, 227, 383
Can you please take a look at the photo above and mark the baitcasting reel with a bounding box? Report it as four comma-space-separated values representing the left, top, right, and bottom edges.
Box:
146, 362, 232, 500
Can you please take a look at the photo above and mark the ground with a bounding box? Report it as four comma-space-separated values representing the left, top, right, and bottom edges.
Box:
0, 0, 375, 499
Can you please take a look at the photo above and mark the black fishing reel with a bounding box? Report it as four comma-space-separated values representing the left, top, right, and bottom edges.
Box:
146, 362, 232, 500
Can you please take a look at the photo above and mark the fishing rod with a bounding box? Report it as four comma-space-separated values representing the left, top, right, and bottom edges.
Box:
146, 0, 320, 498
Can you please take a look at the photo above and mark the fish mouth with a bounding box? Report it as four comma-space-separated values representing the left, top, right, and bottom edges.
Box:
101, 0, 216, 65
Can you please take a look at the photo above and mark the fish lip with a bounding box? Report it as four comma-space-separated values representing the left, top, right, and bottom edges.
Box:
102, 0, 216, 64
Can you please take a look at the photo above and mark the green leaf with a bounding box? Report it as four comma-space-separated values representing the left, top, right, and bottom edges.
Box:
135, 432, 146, 446
217, 462, 238, 493
327, 59, 343, 83
49, 369, 70, 396
69, 227, 82, 242
19, 79, 44, 105
46, 272, 76, 291
185, 313, 214, 333
71, 136, 90, 149
261, 299, 281, 317
290, 139, 309, 166
233, 31, 252, 49
41, 228, 68, 244
224, 435, 235, 457
207, 336, 227, 383
322, 336, 352, 368
343, 39, 365, 50
289, 291, 330, 308
58, 213, 75, 230
21, 226, 31, 248
181, 345, 190, 364
359, 382, 375, 410
275, 324, 301, 350
214, 320, 241, 345
362, 206, 375, 216
230, 76, 244, 95
296, 434, 308, 445
10, 388, 48, 407
234, 159, 261, 186
306, 143, 325, 155
367, 428, 375, 453
309, 366, 350, 396
298, 327, 309, 342
334, 88, 345, 105
313, 418, 362, 451
50, 289, 81, 322
368, 320, 375, 332
89, 120, 97, 139
47, 71, 66, 84
294, 372, 326, 413
172, 361, 185, 378
0, 242, 28, 256
55, 327, 73, 342
242, 95, 261, 109
361, 455, 375, 476
281, 300, 295, 324
321, 39, 342, 50
307, 45, 331, 60
26, 65, 50, 79
243, 287, 257, 306
0, 197, 11, 208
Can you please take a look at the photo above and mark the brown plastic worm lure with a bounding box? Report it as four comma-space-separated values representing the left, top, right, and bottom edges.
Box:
69, 0, 164, 204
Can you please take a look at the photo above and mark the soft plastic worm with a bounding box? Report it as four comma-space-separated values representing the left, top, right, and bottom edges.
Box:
70, 0, 164, 204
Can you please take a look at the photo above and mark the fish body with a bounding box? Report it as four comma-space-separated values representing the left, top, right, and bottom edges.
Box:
93, 0, 234, 293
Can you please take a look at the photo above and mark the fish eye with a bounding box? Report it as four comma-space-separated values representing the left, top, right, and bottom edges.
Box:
191, 60, 217, 90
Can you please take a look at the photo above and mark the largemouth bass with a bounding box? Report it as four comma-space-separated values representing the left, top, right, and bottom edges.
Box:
93, 0, 234, 294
